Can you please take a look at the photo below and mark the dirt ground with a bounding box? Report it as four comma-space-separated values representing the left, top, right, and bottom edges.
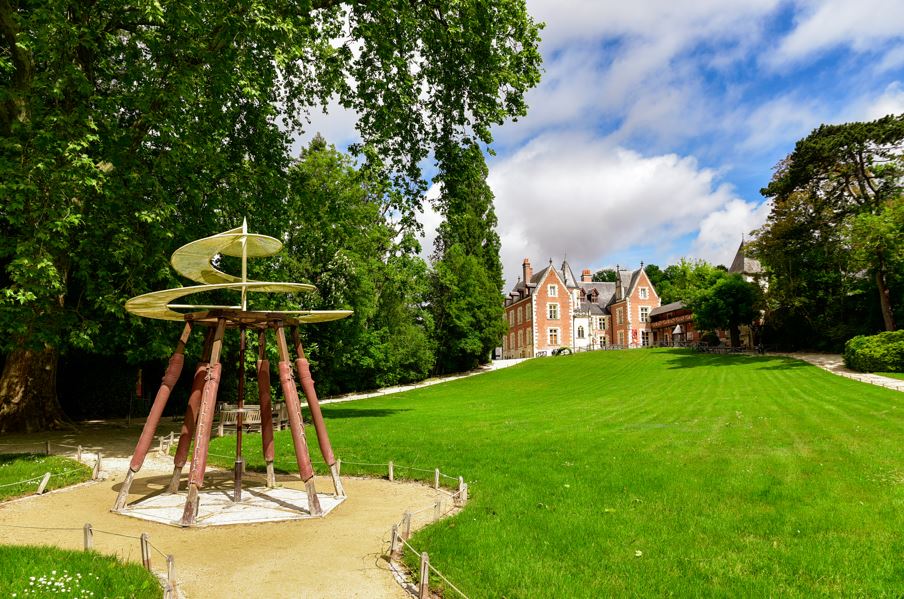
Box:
0, 419, 445, 598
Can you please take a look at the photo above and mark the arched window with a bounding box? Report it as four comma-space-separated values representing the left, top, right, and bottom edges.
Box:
577, 326, 585, 339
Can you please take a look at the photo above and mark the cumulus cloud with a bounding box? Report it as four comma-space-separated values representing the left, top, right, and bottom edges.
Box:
862, 82, 904, 120
771, 0, 904, 66
690, 199, 772, 265
487, 132, 750, 287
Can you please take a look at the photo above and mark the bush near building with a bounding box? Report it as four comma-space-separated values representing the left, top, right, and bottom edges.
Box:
844, 331, 904, 373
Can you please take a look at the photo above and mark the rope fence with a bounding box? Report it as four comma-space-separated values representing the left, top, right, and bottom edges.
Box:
0, 522, 179, 598
374, 461, 470, 599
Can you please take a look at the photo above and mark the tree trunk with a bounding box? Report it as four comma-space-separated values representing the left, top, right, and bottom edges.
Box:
0, 345, 68, 433
876, 267, 896, 332
728, 323, 741, 348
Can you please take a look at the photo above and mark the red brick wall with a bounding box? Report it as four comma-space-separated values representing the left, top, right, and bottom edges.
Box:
534, 270, 571, 352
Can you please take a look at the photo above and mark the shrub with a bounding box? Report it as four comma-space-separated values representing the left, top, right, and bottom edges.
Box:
843, 331, 904, 372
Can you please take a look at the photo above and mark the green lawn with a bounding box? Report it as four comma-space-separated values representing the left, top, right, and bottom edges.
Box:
0, 454, 92, 502
209, 349, 904, 597
0, 545, 161, 598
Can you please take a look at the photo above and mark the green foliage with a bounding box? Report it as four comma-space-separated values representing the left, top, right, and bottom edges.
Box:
690, 274, 761, 347
0, 0, 542, 428
651, 259, 727, 305
592, 268, 617, 282
756, 114, 904, 344
256, 137, 435, 394
0, 544, 160, 598
210, 349, 904, 596
843, 331, 904, 373
430, 143, 506, 373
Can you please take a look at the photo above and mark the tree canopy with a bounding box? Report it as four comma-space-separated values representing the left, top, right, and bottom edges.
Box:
754, 114, 904, 348
0, 0, 543, 431
690, 274, 761, 348
430, 142, 506, 373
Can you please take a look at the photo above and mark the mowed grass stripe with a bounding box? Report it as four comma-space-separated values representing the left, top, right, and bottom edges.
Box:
208, 349, 904, 597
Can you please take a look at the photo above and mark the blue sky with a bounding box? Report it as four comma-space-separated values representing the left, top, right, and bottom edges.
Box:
299, 0, 904, 288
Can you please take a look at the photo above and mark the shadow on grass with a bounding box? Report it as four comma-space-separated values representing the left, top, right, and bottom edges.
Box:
662, 350, 810, 371
320, 407, 410, 419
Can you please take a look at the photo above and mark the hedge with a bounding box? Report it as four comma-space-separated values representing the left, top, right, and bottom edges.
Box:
843, 331, 904, 373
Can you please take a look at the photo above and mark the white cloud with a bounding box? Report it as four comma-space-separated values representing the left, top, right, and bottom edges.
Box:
862, 81, 904, 120
488, 132, 749, 288
690, 199, 772, 266
739, 95, 822, 152
772, 0, 904, 66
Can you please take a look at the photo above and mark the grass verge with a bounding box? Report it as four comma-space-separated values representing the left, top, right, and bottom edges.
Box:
0, 454, 92, 502
208, 349, 904, 597
875, 372, 904, 381
0, 545, 161, 598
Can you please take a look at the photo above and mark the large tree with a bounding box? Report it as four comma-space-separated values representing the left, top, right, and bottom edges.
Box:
690, 274, 761, 348
0, 0, 542, 431
430, 142, 506, 373
759, 114, 904, 334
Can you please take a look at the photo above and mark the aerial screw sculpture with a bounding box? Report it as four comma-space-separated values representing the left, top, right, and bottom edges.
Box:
113, 221, 350, 526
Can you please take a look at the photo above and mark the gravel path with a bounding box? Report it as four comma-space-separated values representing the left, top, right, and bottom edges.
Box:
775, 352, 904, 392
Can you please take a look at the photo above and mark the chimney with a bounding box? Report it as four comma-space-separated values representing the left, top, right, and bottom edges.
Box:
581, 268, 592, 283
522, 258, 532, 283
615, 264, 623, 300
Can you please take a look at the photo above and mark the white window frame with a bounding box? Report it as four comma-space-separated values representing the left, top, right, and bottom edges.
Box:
548, 284, 558, 297
639, 287, 649, 299
548, 327, 559, 345
577, 326, 585, 339
517, 306, 523, 324
641, 331, 650, 347
617, 308, 624, 325
639, 306, 650, 323
547, 303, 559, 320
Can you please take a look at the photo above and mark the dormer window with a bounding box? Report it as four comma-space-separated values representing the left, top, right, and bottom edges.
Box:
639, 287, 649, 299
548, 284, 558, 297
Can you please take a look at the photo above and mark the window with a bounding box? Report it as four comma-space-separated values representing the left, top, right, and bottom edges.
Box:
509, 333, 514, 349
641, 331, 650, 347
508, 311, 514, 326
548, 328, 559, 345
600, 336, 607, 347
639, 306, 650, 322
517, 306, 523, 324
547, 303, 559, 319
577, 326, 585, 339
617, 330, 625, 346
517, 329, 523, 348
548, 284, 558, 297
526, 307, 532, 322
639, 287, 649, 299
616, 308, 624, 325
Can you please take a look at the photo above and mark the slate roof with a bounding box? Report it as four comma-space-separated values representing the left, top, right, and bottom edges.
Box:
650, 301, 687, 317
729, 241, 763, 275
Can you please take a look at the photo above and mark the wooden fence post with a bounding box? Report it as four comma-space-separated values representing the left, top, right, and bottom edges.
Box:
92, 453, 102, 480
45, 440, 51, 455
140, 533, 152, 570
433, 499, 441, 522
402, 511, 412, 540
168, 431, 175, 448
336, 459, 341, 475
434, 469, 440, 490
83, 523, 93, 551
35, 472, 51, 495
166, 555, 176, 598
418, 552, 430, 599
388, 461, 394, 482
390, 524, 401, 560
76, 445, 82, 462
157, 436, 165, 454
461, 483, 469, 505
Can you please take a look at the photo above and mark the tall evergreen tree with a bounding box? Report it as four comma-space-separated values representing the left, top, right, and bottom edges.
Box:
430, 143, 506, 373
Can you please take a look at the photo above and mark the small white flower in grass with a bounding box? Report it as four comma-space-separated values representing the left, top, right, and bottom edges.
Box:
635, 549, 643, 557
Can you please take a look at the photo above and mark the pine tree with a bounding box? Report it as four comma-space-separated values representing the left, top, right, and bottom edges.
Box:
430, 143, 506, 373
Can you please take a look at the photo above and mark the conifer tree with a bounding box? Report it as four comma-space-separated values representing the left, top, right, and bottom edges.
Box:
430, 143, 506, 373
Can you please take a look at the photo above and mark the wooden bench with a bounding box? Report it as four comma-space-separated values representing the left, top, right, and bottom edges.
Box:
216, 403, 291, 436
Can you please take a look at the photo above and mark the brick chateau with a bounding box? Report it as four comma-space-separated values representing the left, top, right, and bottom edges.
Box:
502, 258, 661, 358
